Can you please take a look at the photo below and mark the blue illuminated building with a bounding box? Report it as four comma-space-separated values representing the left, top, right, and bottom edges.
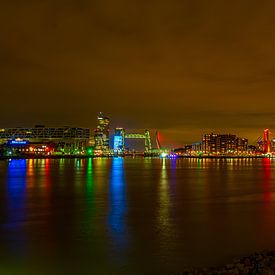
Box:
113, 128, 125, 154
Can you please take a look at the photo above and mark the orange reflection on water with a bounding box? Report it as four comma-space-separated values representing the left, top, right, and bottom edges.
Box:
159, 159, 169, 227
262, 158, 272, 202
26, 159, 34, 188
157, 159, 176, 248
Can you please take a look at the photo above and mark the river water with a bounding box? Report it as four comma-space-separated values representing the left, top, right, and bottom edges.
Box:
0, 158, 275, 274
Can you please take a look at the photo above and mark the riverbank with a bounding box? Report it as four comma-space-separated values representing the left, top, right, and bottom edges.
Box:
177, 155, 266, 159
181, 250, 275, 274
0, 155, 96, 160
0, 155, 267, 160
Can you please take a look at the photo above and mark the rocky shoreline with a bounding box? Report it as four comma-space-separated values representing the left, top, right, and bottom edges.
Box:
181, 250, 275, 274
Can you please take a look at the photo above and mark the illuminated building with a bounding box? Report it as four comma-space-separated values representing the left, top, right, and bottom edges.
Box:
3, 138, 54, 157
202, 133, 219, 154
94, 112, 110, 155
202, 133, 248, 155
271, 138, 275, 152
218, 134, 237, 153
0, 126, 90, 155
17, 143, 52, 156
236, 137, 248, 153
174, 145, 192, 155
173, 143, 202, 156
113, 128, 125, 154
248, 145, 258, 154
192, 142, 202, 154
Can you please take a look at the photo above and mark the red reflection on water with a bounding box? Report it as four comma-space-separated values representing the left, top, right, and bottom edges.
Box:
262, 158, 272, 202
44, 159, 51, 193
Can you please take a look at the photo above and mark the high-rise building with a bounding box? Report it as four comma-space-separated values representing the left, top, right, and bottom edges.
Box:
202, 133, 219, 154
218, 134, 237, 153
236, 137, 248, 153
94, 112, 110, 154
202, 133, 248, 154
113, 128, 125, 154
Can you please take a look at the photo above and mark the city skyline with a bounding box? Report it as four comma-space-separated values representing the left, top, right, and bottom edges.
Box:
0, 112, 272, 151
0, 118, 272, 148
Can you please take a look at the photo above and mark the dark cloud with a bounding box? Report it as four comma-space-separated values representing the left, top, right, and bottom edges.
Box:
1, 0, 275, 147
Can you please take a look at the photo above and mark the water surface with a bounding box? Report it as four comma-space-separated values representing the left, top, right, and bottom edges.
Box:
0, 158, 275, 274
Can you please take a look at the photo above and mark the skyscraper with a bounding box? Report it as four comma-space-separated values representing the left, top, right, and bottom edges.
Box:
94, 112, 110, 154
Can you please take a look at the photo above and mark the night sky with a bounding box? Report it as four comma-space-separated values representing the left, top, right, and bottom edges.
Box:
1, 0, 275, 146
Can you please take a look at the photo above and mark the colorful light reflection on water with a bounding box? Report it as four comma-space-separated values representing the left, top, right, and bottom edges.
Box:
0, 158, 275, 274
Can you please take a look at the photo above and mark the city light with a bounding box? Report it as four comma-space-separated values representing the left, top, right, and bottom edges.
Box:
0, 114, 274, 158
161, 152, 168, 158
7, 139, 29, 146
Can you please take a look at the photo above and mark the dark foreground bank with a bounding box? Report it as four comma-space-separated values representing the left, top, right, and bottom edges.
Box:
181, 250, 275, 274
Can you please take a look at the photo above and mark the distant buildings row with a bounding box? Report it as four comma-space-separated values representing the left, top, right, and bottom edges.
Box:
0, 113, 274, 157
174, 134, 249, 156
93, 113, 153, 156
174, 130, 275, 156
0, 126, 91, 157
0, 112, 154, 157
